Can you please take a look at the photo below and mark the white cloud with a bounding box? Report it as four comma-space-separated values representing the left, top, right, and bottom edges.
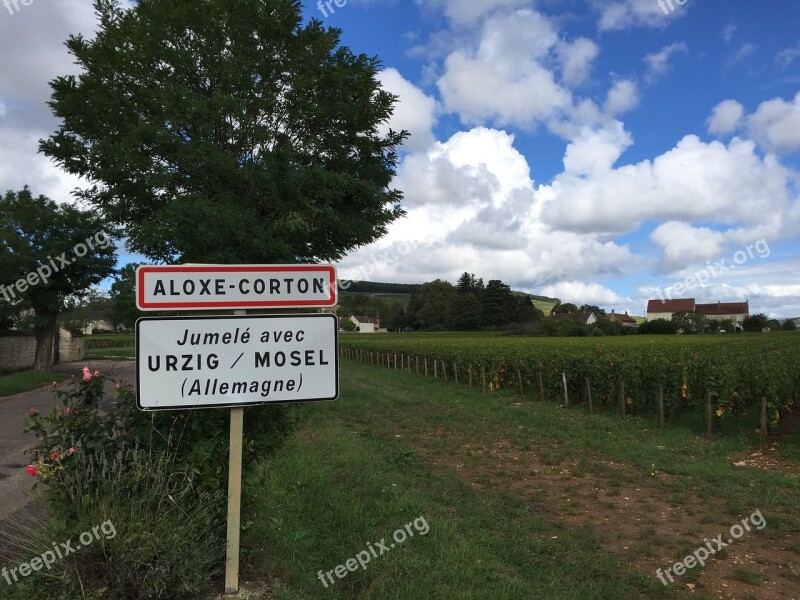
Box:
746, 92, 800, 154
707, 99, 744, 136
377, 68, 438, 153
436, 9, 575, 130
556, 37, 599, 87
596, 0, 687, 31
562, 123, 632, 177
644, 42, 688, 84
539, 281, 626, 306
603, 79, 639, 116
777, 43, 800, 68
337, 127, 636, 289
650, 222, 726, 271
542, 135, 794, 240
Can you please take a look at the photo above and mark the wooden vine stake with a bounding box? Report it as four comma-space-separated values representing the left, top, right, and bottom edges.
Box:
760, 397, 767, 450
424, 358, 428, 377
561, 373, 569, 407
434, 359, 438, 379
537, 368, 545, 403
585, 377, 593, 414
454, 363, 459, 385
658, 385, 665, 429
517, 367, 524, 398
416, 356, 419, 374
481, 365, 487, 394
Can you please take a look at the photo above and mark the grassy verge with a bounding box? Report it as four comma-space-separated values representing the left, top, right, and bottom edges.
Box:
241, 360, 800, 598
0, 370, 70, 397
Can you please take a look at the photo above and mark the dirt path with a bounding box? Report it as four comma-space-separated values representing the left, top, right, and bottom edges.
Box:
397, 422, 800, 600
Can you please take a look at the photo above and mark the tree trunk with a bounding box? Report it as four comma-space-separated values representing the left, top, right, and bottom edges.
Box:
33, 315, 57, 371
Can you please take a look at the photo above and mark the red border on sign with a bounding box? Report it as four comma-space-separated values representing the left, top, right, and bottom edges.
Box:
136, 264, 337, 310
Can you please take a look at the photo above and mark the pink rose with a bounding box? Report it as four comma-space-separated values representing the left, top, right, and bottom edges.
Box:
66, 407, 72, 415
29, 408, 37, 416
25, 465, 39, 477
82, 367, 91, 380
93, 370, 100, 378
50, 451, 58, 459
68, 448, 75, 455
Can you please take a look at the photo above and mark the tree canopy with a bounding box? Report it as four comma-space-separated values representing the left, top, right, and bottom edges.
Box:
41, 0, 406, 264
0, 188, 118, 369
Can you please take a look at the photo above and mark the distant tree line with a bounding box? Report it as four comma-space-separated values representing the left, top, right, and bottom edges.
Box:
405, 273, 543, 331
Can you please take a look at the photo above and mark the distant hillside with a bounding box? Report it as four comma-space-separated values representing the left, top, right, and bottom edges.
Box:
338, 280, 420, 295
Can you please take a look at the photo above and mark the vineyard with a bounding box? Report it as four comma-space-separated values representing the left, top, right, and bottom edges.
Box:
339, 332, 800, 433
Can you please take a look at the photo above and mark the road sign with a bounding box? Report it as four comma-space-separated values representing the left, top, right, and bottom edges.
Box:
136, 313, 338, 410
136, 264, 337, 310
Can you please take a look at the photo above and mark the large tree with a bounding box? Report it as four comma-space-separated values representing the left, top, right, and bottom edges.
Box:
0, 188, 118, 370
41, 0, 406, 264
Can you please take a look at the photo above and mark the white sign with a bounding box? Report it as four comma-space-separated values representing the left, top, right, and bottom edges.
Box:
136, 264, 337, 311
136, 314, 338, 410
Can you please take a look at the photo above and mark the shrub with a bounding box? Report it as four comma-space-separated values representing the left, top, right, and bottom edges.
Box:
16, 367, 296, 598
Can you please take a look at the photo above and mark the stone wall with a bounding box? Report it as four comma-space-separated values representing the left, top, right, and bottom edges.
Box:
0, 330, 84, 373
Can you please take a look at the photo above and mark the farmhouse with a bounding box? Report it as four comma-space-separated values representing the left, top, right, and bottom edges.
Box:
695, 301, 749, 328
349, 315, 376, 333
646, 298, 749, 326
646, 298, 695, 321
607, 311, 637, 328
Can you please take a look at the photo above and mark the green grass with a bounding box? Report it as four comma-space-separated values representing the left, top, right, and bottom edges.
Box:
0, 370, 70, 397
83, 347, 136, 360
240, 360, 800, 598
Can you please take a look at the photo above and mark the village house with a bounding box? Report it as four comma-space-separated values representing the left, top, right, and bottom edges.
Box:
607, 310, 637, 328
349, 315, 376, 333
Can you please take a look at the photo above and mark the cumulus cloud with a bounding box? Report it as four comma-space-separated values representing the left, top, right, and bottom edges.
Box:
436, 9, 578, 130
707, 99, 744, 136
746, 92, 800, 154
708, 92, 800, 154
644, 42, 688, 84
562, 122, 633, 177
377, 68, 438, 153
337, 127, 636, 290
556, 37, 600, 87
542, 135, 793, 239
603, 79, 639, 116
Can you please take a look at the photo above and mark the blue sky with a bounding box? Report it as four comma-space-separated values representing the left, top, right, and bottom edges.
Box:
1, 0, 798, 316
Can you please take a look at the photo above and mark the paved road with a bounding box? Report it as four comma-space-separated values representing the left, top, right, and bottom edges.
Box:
0, 359, 136, 526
